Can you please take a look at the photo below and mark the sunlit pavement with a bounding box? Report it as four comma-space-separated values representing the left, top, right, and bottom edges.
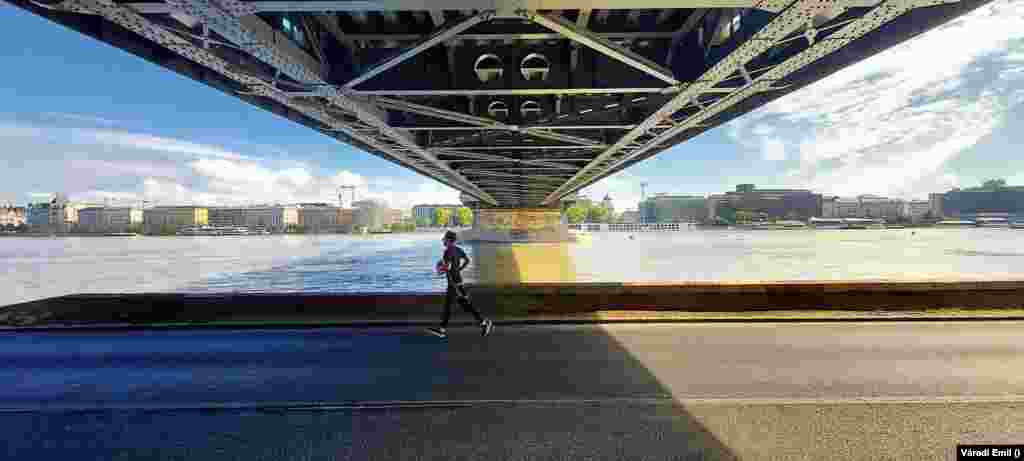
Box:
3, 322, 1023, 460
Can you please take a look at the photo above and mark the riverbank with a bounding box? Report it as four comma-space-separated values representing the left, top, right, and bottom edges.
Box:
4, 280, 1024, 328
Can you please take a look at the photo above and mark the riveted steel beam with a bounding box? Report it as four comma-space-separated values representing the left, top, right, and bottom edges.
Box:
542, 0, 860, 204
554, 0, 962, 200
342, 11, 493, 89
522, 10, 681, 86
127, 0, 790, 14
377, 97, 605, 146
35, 0, 484, 199
165, 0, 497, 204
435, 149, 583, 169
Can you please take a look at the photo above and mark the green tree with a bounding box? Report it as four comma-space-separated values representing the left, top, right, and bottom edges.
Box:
735, 210, 755, 224
715, 206, 737, 225
982, 178, 1007, 190
588, 205, 609, 223
433, 208, 451, 227
416, 216, 431, 228
455, 207, 473, 227
566, 205, 587, 224
127, 223, 143, 234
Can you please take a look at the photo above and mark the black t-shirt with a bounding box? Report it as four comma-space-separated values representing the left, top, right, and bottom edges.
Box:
443, 246, 468, 275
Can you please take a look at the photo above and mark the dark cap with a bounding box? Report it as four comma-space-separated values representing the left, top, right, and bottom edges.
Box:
444, 230, 457, 241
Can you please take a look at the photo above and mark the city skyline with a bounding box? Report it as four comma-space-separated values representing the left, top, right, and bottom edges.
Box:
2, 1, 1024, 213
8, 181, 953, 211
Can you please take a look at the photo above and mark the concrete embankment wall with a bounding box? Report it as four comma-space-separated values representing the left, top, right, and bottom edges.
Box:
4, 281, 1024, 326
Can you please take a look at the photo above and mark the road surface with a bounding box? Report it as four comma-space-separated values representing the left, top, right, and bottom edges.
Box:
3, 322, 1023, 460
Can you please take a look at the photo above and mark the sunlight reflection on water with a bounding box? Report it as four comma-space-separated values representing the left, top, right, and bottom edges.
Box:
3, 228, 1024, 305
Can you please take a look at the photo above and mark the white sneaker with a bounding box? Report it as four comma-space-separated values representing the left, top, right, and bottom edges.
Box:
481, 319, 493, 337
427, 327, 447, 338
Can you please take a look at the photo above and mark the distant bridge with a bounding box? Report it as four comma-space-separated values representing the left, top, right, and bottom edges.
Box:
10, 0, 988, 211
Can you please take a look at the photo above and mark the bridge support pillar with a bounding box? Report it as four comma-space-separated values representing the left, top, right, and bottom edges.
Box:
461, 207, 573, 243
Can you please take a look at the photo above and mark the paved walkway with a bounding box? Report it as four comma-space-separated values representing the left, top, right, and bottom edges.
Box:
7, 308, 1024, 330
4, 321, 1024, 459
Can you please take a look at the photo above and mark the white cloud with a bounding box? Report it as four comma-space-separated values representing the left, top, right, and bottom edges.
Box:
71, 190, 144, 205
68, 159, 179, 180
3, 112, 466, 210
726, 0, 1024, 199
80, 156, 461, 210
762, 138, 786, 161
752, 124, 775, 136
74, 128, 253, 160
581, 170, 644, 211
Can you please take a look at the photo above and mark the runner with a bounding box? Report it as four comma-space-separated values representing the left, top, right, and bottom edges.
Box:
427, 230, 493, 339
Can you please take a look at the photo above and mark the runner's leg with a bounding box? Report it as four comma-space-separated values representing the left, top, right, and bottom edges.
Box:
456, 283, 484, 323
441, 283, 456, 328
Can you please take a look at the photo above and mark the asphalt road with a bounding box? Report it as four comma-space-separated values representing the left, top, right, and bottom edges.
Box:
3, 322, 1023, 460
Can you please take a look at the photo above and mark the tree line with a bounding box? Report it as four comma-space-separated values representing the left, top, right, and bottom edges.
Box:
564, 202, 614, 224
414, 207, 473, 228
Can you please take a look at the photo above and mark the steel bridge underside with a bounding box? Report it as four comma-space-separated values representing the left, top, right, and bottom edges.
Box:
9, 0, 992, 207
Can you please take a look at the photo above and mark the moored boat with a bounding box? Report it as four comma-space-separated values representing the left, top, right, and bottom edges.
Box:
935, 220, 977, 227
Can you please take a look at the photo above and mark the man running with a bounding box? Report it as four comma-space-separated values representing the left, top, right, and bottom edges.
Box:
428, 230, 493, 339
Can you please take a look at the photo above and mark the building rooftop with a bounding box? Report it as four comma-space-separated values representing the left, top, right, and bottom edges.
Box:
728, 189, 814, 194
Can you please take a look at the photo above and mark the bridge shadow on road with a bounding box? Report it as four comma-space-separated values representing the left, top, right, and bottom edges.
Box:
2, 323, 739, 460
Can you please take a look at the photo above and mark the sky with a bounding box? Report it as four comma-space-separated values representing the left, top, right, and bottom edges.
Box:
2, 1, 1024, 212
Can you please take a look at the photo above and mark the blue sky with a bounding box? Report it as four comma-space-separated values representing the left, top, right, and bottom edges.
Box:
2, 1, 1023, 212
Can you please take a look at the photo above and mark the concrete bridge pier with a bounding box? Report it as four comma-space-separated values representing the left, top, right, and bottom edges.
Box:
459, 193, 572, 243
461, 206, 573, 243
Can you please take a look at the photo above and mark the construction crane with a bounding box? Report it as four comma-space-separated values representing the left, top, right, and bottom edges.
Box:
640, 182, 648, 224
339, 185, 357, 208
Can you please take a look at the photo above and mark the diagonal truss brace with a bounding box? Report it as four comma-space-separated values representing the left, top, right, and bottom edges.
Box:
432, 149, 583, 170
521, 10, 680, 87
549, 0, 960, 202
164, 0, 497, 205
542, 0, 855, 204
342, 11, 493, 89
44, 0, 491, 200
461, 171, 571, 183
475, 182, 562, 189
375, 97, 606, 147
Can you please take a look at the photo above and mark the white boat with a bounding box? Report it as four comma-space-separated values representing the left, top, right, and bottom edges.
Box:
1011, 222, 1024, 229
975, 218, 1010, 228
177, 226, 216, 236
217, 226, 251, 236
178, 225, 250, 236
935, 220, 976, 227
752, 220, 808, 230
809, 217, 844, 229
842, 218, 874, 229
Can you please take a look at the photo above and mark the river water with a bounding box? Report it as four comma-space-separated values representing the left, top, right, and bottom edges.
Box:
3, 228, 1024, 306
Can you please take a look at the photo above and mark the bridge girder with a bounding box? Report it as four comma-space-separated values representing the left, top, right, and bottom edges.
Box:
13, 0, 984, 207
